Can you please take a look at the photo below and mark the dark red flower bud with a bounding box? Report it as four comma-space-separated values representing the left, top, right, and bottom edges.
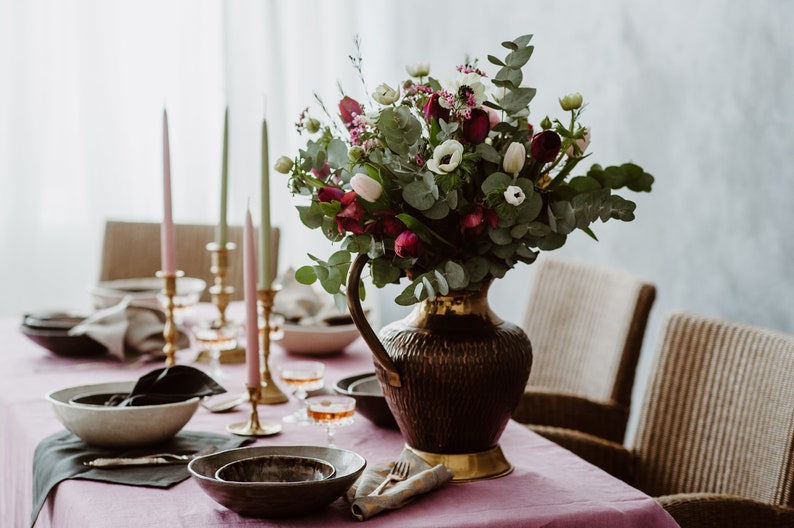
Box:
461, 108, 491, 144
460, 203, 498, 235
335, 192, 366, 234
381, 216, 406, 237
311, 162, 331, 180
317, 186, 345, 203
530, 130, 562, 163
339, 97, 363, 128
394, 230, 422, 259
423, 93, 450, 123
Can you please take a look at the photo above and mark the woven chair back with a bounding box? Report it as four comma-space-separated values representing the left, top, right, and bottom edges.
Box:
634, 312, 794, 505
522, 257, 655, 406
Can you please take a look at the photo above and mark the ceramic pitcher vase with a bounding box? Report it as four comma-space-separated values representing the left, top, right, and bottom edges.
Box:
347, 254, 533, 481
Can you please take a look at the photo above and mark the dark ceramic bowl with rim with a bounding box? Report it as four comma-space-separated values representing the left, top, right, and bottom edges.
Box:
334, 372, 398, 429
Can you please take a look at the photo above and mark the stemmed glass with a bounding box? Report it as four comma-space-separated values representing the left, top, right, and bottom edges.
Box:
306, 395, 356, 446
278, 360, 325, 424
192, 321, 238, 380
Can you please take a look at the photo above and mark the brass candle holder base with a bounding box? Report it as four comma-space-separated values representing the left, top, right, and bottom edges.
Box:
156, 270, 184, 367
257, 287, 288, 404
206, 241, 236, 326
227, 385, 282, 437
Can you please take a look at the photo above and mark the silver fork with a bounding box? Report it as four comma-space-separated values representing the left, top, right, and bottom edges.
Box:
368, 460, 411, 496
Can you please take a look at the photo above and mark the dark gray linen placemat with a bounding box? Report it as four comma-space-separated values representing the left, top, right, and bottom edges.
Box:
31, 429, 250, 526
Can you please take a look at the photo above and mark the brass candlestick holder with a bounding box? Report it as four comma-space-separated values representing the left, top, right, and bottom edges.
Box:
156, 270, 184, 367
257, 287, 288, 404
206, 241, 236, 326
227, 384, 282, 437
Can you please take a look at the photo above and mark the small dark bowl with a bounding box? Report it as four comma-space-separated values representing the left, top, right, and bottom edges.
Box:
215, 455, 335, 483
334, 373, 398, 429
19, 324, 107, 358
189, 445, 366, 518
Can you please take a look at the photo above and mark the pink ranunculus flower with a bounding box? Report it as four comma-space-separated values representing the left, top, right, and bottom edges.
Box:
317, 186, 345, 203
394, 230, 422, 258
461, 108, 490, 144
350, 173, 383, 202
339, 96, 363, 128
530, 130, 562, 163
565, 128, 591, 158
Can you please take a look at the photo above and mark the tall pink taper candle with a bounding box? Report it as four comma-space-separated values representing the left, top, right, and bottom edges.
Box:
243, 206, 261, 388
161, 109, 177, 276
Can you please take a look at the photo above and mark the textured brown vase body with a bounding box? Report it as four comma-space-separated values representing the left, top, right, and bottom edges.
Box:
346, 254, 533, 464
376, 285, 533, 454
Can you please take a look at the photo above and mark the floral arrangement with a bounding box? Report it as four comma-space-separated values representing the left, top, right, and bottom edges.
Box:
276, 34, 653, 307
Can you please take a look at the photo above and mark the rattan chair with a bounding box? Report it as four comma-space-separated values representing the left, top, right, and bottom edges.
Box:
99, 220, 279, 302
535, 312, 794, 528
511, 257, 656, 443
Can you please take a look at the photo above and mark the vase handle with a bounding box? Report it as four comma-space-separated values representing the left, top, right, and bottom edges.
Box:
347, 253, 402, 387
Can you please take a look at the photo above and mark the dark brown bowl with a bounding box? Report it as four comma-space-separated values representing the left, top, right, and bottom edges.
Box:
334, 373, 398, 429
188, 445, 366, 518
19, 324, 107, 358
215, 455, 335, 483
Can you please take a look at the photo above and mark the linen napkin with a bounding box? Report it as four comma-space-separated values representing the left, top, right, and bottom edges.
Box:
345, 449, 455, 521
31, 430, 250, 527
68, 298, 189, 361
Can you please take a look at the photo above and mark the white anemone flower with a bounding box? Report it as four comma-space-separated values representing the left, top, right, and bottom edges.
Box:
440, 72, 487, 109
504, 185, 526, 206
372, 83, 399, 105
427, 140, 465, 174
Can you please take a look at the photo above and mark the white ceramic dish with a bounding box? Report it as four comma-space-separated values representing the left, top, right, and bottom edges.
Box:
279, 323, 361, 355
89, 277, 206, 310
46, 381, 199, 448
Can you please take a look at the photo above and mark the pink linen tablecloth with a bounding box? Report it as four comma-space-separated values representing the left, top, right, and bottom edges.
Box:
1, 310, 679, 528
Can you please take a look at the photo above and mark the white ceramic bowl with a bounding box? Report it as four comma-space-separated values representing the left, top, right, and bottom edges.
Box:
279, 323, 361, 355
46, 381, 199, 448
89, 277, 207, 310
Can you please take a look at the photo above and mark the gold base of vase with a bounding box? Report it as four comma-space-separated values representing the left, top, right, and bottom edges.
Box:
404, 444, 513, 482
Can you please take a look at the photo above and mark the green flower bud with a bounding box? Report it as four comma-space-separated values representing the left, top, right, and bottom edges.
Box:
348, 146, 365, 163
559, 92, 583, 111
540, 116, 553, 130
306, 118, 321, 134
273, 156, 293, 174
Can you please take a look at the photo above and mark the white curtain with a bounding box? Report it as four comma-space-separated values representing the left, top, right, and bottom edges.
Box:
3, 0, 794, 438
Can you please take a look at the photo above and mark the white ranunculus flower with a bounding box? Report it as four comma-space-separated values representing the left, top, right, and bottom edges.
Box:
405, 63, 430, 78
427, 139, 465, 174
372, 83, 399, 105
350, 173, 383, 202
504, 185, 526, 206
441, 72, 487, 109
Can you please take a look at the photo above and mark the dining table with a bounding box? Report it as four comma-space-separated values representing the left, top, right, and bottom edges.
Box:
1, 303, 680, 528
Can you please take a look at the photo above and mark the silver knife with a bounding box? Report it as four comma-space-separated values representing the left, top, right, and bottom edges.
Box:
84, 447, 216, 468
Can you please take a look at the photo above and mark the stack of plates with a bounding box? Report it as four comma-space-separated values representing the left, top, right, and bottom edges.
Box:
19, 311, 107, 358
188, 445, 366, 518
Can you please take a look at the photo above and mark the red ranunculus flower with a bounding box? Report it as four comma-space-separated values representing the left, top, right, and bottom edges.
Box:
530, 130, 562, 163
461, 108, 490, 144
460, 203, 498, 235
339, 96, 363, 128
423, 93, 450, 123
335, 192, 366, 234
367, 212, 407, 237
317, 186, 345, 203
394, 230, 422, 258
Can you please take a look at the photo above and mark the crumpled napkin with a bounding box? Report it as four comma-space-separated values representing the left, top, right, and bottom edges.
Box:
345, 449, 455, 521
68, 297, 189, 361
274, 268, 325, 322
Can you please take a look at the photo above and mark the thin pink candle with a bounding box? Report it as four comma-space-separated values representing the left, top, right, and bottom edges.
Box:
243, 207, 261, 388
161, 109, 177, 275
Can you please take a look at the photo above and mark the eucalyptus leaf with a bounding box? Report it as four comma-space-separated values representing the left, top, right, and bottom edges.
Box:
489, 227, 513, 245
294, 265, 317, 285
505, 46, 534, 68
443, 260, 468, 289
372, 258, 401, 287
502, 87, 537, 114
403, 180, 437, 210
297, 203, 324, 229
481, 172, 512, 193
422, 276, 435, 300
434, 270, 450, 295
464, 257, 490, 282
326, 138, 348, 168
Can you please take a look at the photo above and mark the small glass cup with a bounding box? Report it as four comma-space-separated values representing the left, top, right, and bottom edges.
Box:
306, 395, 356, 446
192, 321, 238, 380
278, 360, 325, 424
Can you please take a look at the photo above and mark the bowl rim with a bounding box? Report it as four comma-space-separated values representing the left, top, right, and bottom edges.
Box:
189, 445, 366, 487
90, 277, 207, 297
46, 381, 200, 410
282, 322, 359, 334
334, 372, 381, 395
214, 454, 337, 483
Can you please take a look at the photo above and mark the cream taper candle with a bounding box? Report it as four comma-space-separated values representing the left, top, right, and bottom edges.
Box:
259, 116, 273, 289
161, 109, 176, 276
244, 206, 261, 388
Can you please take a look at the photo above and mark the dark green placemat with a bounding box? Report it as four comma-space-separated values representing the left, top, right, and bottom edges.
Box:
32, 430, 251, 527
